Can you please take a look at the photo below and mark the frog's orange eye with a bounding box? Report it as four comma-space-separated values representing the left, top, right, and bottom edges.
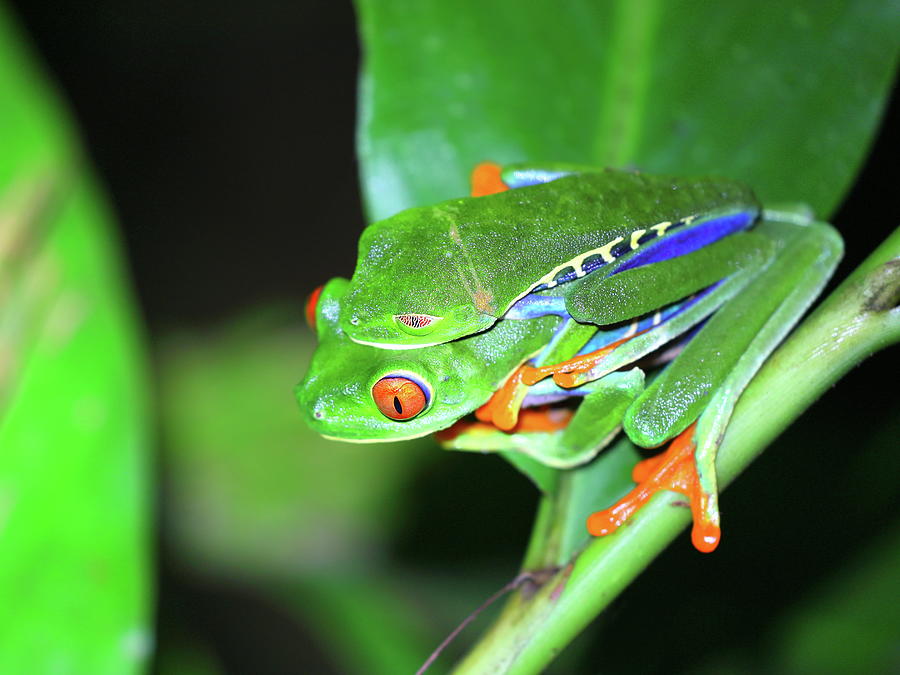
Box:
372, 376, 429, 421
304, 284, 324, 329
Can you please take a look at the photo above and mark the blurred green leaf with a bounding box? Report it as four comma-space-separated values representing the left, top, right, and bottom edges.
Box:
158, 312, 451, 672
158, 312, 436, 578
356, 0, 899, 221
291, 574, 436, 675
0, 6, 151, 672
155, 640, 222, 675
769, 521, 900, 674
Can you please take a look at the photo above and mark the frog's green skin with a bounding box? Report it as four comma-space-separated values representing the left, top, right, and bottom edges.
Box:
440, 368, 644, 470
301, 216, 839, 458
298, 277, 646, 468
299, 277, 559, 442
342, 166, 758, 348
299, 165, 843, 551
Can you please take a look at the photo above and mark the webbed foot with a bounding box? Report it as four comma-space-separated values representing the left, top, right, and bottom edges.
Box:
586, 423, 721, 553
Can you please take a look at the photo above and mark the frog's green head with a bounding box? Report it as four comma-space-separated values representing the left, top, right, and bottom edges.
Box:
298, 277, 558, 442
340, 201, 499, 348
298, 277, 491, 442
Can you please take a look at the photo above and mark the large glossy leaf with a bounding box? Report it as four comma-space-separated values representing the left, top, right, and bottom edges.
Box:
0, 7, 151, 671
356, 0, 898, 221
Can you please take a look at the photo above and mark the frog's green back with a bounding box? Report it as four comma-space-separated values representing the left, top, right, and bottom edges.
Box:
342, 170, 757, 347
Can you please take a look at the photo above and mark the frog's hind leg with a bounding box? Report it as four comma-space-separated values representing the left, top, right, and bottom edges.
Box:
478, 271, 746, 431
567, 229, 773, 326
591, 218, 843, 552
587, 422, 722, 551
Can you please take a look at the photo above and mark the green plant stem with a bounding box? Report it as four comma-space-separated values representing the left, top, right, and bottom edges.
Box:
452, 227, 900, 674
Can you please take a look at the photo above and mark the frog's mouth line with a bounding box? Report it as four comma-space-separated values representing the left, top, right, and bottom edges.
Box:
348, 336, 446, 350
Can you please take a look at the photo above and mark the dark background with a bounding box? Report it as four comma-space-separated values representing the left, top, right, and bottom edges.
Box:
10, 0, 364, 328
7, 2, 897, 673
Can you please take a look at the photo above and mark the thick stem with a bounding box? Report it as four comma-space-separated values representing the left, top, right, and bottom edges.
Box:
452, 227, 900, 674
520, 470, 581, 571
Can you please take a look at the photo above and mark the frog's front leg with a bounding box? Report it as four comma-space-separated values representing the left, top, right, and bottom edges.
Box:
593, 218, 843, 551
476, 266, 742, 430
478, 228, 777, 429
476, 315, 597, 429
439, 368, 644, 469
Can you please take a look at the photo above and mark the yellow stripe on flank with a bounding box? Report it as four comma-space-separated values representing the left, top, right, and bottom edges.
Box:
595, 236, 625, 263
501, 217, 687, 317
532, 234, 624, 288
650, 221, 672, 237
629, 229, 646, 249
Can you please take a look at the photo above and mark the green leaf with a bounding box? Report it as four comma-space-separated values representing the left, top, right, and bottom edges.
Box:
0, 7, 151, 672
159, 313, 443, 672
158, 312, 431, 578
356, 0, 899, 221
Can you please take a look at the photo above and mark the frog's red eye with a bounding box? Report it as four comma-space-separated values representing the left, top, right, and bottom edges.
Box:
304, 285, 324, 329
395, 313, 436, 329
372, 376, 428, 421
393, 313, 442, 336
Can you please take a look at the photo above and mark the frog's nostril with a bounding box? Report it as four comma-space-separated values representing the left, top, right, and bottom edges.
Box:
314, 410, 324, 420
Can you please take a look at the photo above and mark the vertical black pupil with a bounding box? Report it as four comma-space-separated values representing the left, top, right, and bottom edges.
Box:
393, 396, 403, 415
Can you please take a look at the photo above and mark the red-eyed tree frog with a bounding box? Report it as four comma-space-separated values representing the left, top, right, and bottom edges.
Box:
297, 163, 843, 552
300, 277, 649, 465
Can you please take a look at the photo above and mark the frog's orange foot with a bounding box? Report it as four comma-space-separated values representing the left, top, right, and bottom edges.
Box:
470, 162, 509, 197
586, 499, 636, 537
479, 328, 649, 430
523, 330, 650, 390
476, 364, 532, 430
586, 423, 721, 553
441, 406, 572, 441
551, 371, 583, 389
632, 452, 666, 482
513, 407, 573, 432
